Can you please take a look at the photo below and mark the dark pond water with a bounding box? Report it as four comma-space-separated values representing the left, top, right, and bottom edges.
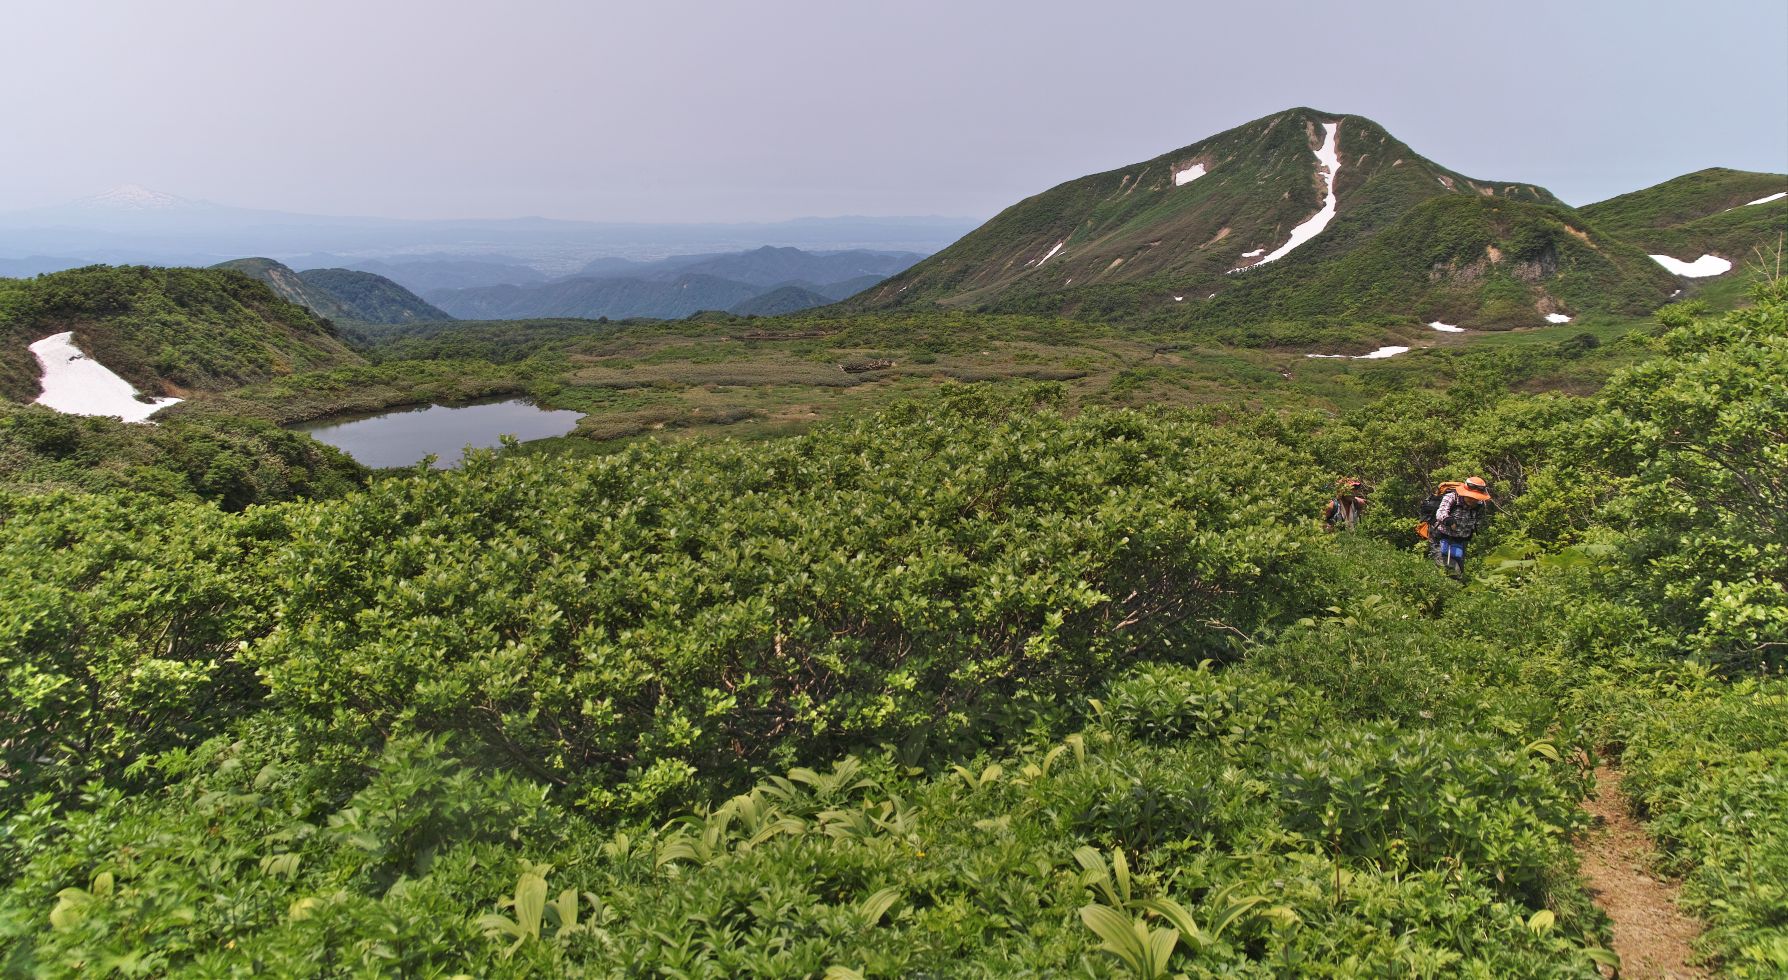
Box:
291, 399, 583, 469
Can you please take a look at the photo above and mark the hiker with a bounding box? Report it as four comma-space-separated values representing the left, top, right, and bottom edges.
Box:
1426, 476, 1491, 574
1322, 478, 1368, 531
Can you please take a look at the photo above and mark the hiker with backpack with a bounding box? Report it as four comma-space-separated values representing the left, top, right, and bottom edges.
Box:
1323, 478, 1369, 531
1419, 476, 1491, 575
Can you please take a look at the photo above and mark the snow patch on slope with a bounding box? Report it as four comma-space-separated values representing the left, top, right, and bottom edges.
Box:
1250, 121, 1342, 268
1428, 321, 1465, 333
1649, 253, 1732, 277
1241, 248, 1265, 258
1544, 313, 1573, 324
29, 331, 181, 423
1029, 240, 1067, 268
1174, 163, 1207, 186
1739, 191, 1785, 208
1306, 345, 1411, 360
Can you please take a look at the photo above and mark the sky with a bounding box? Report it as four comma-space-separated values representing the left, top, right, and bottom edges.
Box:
3, 0, 1785, 222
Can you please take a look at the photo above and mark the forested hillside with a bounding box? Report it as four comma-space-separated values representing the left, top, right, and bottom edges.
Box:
0, 265, 361, 403
213, 258, 452, 325
0, 279, 1781, 975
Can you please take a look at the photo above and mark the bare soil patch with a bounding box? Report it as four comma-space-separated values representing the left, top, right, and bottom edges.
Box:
1578, 765, 1709, 979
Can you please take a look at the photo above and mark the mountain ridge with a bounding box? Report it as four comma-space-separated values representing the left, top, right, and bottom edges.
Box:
851, 107, 1677, 328
212, 257, 451, 324
428, 246, 922, 320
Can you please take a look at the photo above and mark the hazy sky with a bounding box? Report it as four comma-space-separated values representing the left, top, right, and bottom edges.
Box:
4, 0, 1784, 222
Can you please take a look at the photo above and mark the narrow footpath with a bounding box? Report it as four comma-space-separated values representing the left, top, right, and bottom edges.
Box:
1578, 765, 1709, 979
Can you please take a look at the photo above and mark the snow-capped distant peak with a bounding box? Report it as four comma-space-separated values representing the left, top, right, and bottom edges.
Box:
75, 184, 188, 211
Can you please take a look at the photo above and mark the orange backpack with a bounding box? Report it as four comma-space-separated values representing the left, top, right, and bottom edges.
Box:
1416, 482, 1465, 539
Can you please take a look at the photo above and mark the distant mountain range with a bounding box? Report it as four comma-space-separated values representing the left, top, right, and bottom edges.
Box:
212, 258, 451, 325
855, 108, 1785, 329
0, 189, 976, 277
425, 246, 923, 320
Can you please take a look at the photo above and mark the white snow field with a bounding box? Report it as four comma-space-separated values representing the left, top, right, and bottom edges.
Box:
29, 331, 181, 423
1241, 248, 1265, 258
1649, 253, 1732, 277
1174, 163, 1206, 186
1306, 345, 1411, 360
1428, 321, 1466, 333
1742, 191, 1785, 207
1544, 313, 1573, 324
1252, 121, 1342, 267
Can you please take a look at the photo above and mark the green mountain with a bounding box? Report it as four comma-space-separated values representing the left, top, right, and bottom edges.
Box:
1580, 167, 1788, 264
855, 107, 1673, 328
429, 273, 766, 321
212, 257, 451, 324
0, 264, 361, 402
296, 267, 452, 323
728, 284, 834, 316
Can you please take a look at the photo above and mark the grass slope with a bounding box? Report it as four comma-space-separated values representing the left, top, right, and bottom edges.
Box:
1580, 167, 1788, 260
854, 108, 1678, 330
855, 108, 1559, 315
0, 265, 361, 403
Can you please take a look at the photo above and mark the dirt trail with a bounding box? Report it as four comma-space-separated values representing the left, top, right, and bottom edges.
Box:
1578, 765, 1709, 979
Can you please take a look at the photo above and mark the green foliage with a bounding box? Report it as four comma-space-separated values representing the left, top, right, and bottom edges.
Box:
1590, 278, 1788, 667
248, 388, 1309, 814
0, 404, 365, 507
0, 272, 1784, 974
0, 493, 283, 811
0, 265, 361, 402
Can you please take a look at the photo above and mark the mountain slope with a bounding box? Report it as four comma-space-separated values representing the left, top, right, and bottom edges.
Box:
854, 107, 1670, 327
428, 273, 765, 321
573, 247, 922, 286
296, 268, 451, 323
0, 265, 362, 403
1580, 167, 1787, 265
1194, 194, 1676, 329
428, 246, 917, 320
728, 284, 834, 316
664, 246, 921, 287
212, 258, 449, 324
307, 253, 547, 293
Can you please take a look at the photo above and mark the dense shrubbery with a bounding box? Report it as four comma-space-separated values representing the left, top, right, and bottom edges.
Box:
0, 282, 1781, 974
0, 404, 365, 507
0, 266, 360, 402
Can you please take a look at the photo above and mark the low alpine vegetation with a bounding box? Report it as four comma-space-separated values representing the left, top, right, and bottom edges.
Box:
0, 281, 1781, 975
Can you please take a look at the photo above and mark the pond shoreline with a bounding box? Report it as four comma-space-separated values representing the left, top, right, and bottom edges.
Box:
288, 397, 585, 469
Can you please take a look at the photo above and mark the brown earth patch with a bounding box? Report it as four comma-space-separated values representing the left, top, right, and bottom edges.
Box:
1578, 765, 1709, 979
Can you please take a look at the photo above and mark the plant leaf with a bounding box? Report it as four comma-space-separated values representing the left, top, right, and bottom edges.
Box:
860, 886, 901, 926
